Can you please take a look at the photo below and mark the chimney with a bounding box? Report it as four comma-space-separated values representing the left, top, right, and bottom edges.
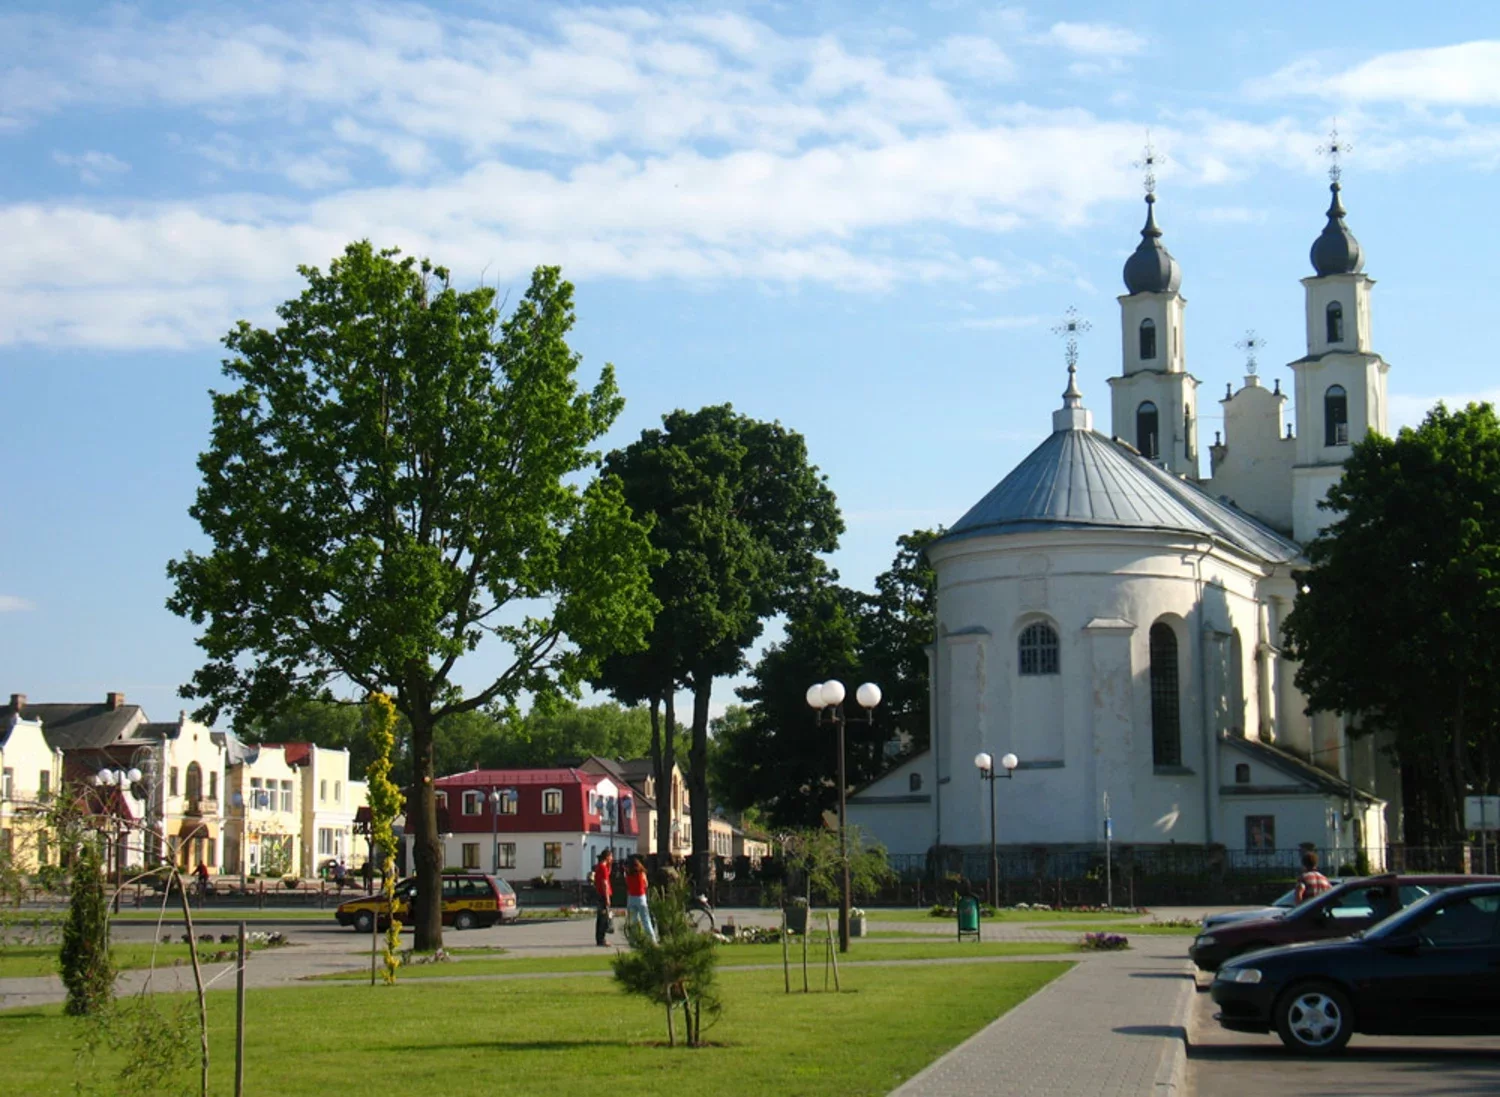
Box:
8, 693, 23, 713
105, 691, 125, 710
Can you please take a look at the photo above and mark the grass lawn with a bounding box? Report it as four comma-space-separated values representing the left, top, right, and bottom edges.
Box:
1070, 922, 1199, 936
314, 939, 1078, 981
0, 960, 1071, 1096
0, 941, 276, 979
109, 909, 337, 923
861, 908, 1147, 924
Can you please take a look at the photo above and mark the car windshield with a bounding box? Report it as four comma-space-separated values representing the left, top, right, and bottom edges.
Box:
1362, 887, 1466, 940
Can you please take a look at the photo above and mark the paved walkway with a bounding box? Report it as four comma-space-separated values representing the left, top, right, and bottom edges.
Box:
889, 940, 1196, 1097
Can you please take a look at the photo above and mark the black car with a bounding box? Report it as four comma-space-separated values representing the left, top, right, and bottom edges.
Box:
1210, 881, 1500, 1053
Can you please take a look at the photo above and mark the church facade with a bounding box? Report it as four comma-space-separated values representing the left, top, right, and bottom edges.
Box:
849, 179, 1395, 869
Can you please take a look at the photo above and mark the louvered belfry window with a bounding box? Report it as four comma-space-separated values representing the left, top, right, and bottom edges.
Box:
1150, 623, 1182, 767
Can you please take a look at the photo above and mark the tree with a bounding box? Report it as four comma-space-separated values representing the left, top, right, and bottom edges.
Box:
1283, 402, 1500, 843
593, 405, 841, 880
853, 529, 941, 756
485, 698, 653, 768
60, 841, 115, 1016
167, 245, 659, 949
364, 692, 403, 985
611, 876, 722, 1047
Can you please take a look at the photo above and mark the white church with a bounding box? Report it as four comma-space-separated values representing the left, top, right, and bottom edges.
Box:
849, 174, 1396, 869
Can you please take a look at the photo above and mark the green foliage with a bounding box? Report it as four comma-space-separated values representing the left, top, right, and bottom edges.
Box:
72, 994, 199, 1097
779, 827, 895, 904
365, 692, 404, 984
717, 530, 940, 827
60, 842, 116, 1016
1283, 402, 1500, 841
166, 244, 659, 948
611, 878, 722, 1047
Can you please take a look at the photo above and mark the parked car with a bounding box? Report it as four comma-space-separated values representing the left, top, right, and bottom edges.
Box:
335, 873, 519, 932
1211, 881, 1500, 1053
1189, 874, 1496, 970
1200, 881, 1345, 931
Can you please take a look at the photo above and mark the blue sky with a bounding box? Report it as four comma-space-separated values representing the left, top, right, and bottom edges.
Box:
4, 1, 1499, 726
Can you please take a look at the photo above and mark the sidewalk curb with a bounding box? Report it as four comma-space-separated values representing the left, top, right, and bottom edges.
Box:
1152, 964, 1199, 1096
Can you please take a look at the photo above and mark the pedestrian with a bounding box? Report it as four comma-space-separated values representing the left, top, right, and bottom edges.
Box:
1294, 850, 1333, 904
624, 854, 657, 944
361, 858, 374, 893
194, 861, 210, 902
334, 859, 347, 893
592, 849, 614, 947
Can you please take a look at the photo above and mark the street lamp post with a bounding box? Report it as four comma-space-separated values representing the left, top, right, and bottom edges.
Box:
489, 787, 502, 875
806, 679, 882, 954
93, 766, 142, 913
973, 752, 1019, 907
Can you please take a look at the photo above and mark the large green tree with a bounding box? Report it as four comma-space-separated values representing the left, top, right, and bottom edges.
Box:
592, 405, 841, 877
855, 528, 941, 755
1283, 402, 1500, 843
168, 244, 658, 949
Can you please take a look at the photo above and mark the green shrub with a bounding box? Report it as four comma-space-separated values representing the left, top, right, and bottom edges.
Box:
59, 843, 115, 1016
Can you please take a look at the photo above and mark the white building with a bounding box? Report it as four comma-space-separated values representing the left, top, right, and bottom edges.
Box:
850, 178, 1393, 868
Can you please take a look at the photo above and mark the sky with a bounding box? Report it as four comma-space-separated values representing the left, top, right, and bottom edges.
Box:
4, 1, 1500, 729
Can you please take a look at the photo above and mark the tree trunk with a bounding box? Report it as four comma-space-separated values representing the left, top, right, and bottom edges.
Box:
656, 692, 677, 864
1452, 687, 1468, 842
648, 697, 662, 860
688, 674, 713, 889
407, 704, 444, 952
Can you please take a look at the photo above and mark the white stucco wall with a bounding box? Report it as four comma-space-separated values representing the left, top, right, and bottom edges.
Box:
846, 751, 933, 857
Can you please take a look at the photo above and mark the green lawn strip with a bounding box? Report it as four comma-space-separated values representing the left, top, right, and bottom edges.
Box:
0, 941, 274, 979
0, 962, 1072, 1096
109, 909, 338, 923
312, 939, 1076, 981
1070, 922, 1199, 936
861, 908, 1148, 924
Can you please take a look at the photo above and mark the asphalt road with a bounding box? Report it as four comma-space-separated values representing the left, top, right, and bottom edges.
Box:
1185, 975, 1500, 1096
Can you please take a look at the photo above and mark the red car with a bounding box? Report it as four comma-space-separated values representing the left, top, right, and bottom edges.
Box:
1189, 874, 1498, 970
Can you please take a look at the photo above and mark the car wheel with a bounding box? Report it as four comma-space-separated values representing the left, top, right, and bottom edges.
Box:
454, 911, 476, 930
354, 911, 374, 933
1275, 982, 1353, 1054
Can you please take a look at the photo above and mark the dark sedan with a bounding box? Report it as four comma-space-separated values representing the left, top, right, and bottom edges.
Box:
1210, 882, 1500, 1053
1188, 873, 1491, 970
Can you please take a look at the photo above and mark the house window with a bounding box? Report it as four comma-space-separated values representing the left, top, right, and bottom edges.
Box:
543, 842, 562, 869
498, 842, 516, 870
909, 773, 923, 793
1139, 318, 1157, 360
1234, 763, 1251, 784
280, 780, 293, 812
1326, 301, 1344, 344
542, 789, 563, 815
169, 767, 179, 797
1149, 623, 1182, 767
498, 789, 518, 815
1136, 401, 1159, 459
38, 771, 50, 800
1245, 815, 1276, 851
1324, 385, 1349, 446
186, 762, 203, 800
209, 772, 217, 801
37, 831, 48, 865
206, 838, 216, 866
334, 781, 341, 803
436, 791, 448, 809
461, 842, 480, 869
320, 779, 328, 803
318, 828, 334, 855
1018, 621, 1060, 676
463, 790, 483, 816
1, 768, 11, 800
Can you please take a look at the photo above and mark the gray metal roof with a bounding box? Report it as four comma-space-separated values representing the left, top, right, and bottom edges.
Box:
941, 425, 1302, 565
1310, 183, 1364, 277
0, 702, 148, 752
1122, 194, 1182, 295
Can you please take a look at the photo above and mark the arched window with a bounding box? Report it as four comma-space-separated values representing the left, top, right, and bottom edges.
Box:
1018, 621, 1060, 675
1324, 384, 1349, 446
185, 762, 203, 801
1326, 301, 1344, 344
909, 772, 923, 793
1149, 623, 1182, 767
1136, 401, 1159, 459
1139, 318, 1157, 360
1235, 763, 1251, 784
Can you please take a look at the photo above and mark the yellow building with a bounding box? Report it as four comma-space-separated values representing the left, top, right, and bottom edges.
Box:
225, 741, 303, 879
1, 699, 64, 871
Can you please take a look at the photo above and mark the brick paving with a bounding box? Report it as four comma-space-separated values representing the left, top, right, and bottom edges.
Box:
888, 941, 1196, 1097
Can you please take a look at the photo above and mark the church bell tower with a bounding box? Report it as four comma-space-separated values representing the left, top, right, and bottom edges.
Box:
1109, 160, 1199, 477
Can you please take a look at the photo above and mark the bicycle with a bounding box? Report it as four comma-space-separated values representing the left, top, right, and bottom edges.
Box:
686, 892, 716, 934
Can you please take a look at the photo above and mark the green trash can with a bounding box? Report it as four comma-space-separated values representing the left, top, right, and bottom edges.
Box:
957, 895, 981, 942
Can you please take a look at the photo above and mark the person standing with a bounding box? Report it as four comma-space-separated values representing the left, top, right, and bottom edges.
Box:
1294, 850, 1333, 904
194, 861, 210, 902
592, 849, 614, 947
334, 859, 348, 893
624, 855, 657, 944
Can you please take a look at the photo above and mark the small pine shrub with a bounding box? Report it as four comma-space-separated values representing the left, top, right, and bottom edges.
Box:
60, 842, 116, 1016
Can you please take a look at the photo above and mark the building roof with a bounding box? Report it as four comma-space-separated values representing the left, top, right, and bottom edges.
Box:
1310, 182, 1364, 277
436, 767, 597, 787
1224, 736, 1381, 804
578, 756, 658, 809
258, 742, 312, 766
939, 416, 1302, 566
0, 700, 147, 752
1121, 194, 1182, 296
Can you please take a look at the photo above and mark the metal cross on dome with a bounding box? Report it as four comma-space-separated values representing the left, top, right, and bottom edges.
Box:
1052, 306, 1091, 368
1235, 330, 1266, 375
1132, 133, 1164, 197
1317, 125, 1352, 185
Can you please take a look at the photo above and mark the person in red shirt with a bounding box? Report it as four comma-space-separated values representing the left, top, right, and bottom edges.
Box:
592, 849, 614, 946
624, 854, 657, 944
1294, 850, 1333, 904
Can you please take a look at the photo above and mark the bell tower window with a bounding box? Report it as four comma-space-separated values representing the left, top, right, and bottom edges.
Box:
1139, 318, 1157, 360
1324, 385, 1349, 446
1149, 622, 1182, 768
1136, 401, 1159, 459
1326, 301, 1344, 344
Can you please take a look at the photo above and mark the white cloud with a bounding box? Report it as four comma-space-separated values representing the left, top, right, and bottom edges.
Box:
0, 595, 35, 612
931, 35, 1016, 83
1042, 22, 1147, 58
1253, 41, 1500, 105
52, 150, 130, 184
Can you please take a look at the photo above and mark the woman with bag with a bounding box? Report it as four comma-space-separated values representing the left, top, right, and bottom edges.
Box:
624, 855, 657, 944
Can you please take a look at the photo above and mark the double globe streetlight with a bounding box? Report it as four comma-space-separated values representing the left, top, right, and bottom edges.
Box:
92, 767, 143, 911
974, 751, 1019, 906
806, 679, 882, 954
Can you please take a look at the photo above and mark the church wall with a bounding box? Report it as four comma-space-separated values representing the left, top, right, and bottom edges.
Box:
846, 752, 933, 858
1203, 378, 1295, 535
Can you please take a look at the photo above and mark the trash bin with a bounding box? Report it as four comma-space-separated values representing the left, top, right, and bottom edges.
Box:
785, 903, 809, 935
850, 911, 867, 937
957, 894, 981, 942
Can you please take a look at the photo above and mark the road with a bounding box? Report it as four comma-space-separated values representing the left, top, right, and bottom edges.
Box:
1186, 973, 1500, 1096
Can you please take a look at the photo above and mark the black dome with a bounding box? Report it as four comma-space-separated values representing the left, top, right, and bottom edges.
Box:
1310, 183, 1364, 276
1122, 195, 1182, 295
